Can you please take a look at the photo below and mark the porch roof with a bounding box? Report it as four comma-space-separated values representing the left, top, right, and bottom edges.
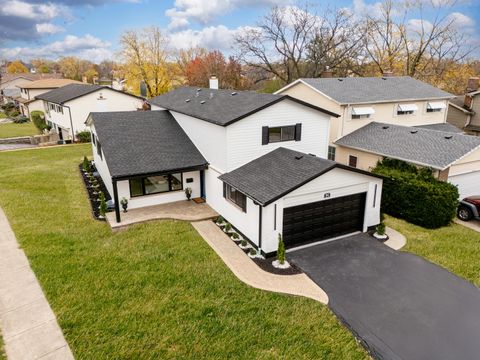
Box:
91, 110, 208, 179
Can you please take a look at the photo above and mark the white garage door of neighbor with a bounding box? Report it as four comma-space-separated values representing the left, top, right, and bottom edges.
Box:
448, 171, 480, 199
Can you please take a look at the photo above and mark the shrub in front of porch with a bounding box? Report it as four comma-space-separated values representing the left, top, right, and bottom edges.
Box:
372, 158, 458, 229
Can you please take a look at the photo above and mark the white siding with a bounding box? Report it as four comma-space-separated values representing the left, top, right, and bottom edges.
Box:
117, 171, 201, 209
172, 111, 228, 171
90, 124, 114, 197
226, 99, 330, 170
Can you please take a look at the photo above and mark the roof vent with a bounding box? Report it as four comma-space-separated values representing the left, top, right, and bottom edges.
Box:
382, 77, 387, 80
410, 130, 418, 134
231, 92, 237, 96
382, 126, 389, 129
185, 99, 191, 103
445, 135, 453, 139
295, 155, 304, 160
308, 153, 316, 157
200, 100, 206, 104
337, 78, 343, 82
196, 88, 201, 92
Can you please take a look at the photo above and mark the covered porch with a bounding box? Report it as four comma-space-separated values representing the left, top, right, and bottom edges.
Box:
106, 200, 218, 230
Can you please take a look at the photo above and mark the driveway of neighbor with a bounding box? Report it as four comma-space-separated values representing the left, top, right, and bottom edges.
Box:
288, 234, 480, 360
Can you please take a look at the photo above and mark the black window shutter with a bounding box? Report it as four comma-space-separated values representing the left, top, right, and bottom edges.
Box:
295, 123, 302, 141
262, 126, 269, 145
223, 182, 226, 198
241, 194, 247, 213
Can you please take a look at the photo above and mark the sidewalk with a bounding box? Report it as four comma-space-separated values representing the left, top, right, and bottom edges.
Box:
384, 226, 407, 250
192, 220, 328, 304
0, 207, 74, 360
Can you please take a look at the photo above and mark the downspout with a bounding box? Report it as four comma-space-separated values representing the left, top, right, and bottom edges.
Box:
63, 104, 75, 142
112, 179, 121, 223
258, 204, 263, 255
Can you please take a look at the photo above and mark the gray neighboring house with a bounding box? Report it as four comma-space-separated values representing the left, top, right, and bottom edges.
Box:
335, 122, 480, 199
447, 77, 480, 136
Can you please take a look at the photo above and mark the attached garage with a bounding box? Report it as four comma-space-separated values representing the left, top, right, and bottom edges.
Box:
283, 193, 366, 248
448, 171, 480, 200
219, 147, 383, 256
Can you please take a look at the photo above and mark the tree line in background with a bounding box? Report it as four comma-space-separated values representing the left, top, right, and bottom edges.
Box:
4, 0, 479, 96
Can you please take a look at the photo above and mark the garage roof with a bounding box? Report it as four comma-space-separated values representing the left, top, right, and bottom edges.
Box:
90, 110, 208, 179
218, 147, 381, 206
335, 122, 480, 170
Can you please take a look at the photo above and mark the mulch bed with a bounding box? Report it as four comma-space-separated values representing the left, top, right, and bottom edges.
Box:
79, 162, 112, 221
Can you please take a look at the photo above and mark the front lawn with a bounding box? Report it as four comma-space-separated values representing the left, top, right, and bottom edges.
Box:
0, 122, 39, 138
0, 144, 367, 359
386, 216, 480, 286
0, 332, 5, 360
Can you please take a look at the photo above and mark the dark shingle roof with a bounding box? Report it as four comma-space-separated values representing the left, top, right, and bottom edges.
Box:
299, 76, 453, 104
36, 84, 104, 104
335, 122, 480, 170
149, 87, 338, 126
218, 147, 379, 206
91, 111, 208, 179
415, 123, 464, 134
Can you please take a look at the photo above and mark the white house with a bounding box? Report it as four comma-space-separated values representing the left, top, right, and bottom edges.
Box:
88, 87, 383, 257
36, 83, 144, 142
16, 79, 81, 119
0, 73, 62, 105
277, 76, 480, 199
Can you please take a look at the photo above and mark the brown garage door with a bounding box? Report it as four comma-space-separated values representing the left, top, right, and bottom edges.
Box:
283, 193, 366, 248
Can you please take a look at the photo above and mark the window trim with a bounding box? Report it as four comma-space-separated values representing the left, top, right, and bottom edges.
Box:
349, 155, 358, 168
224, 183, 247, 212
129, 173, 184, 198
262, 123, 302, 145
328, 146, 336, 161
268, 125, 296, 143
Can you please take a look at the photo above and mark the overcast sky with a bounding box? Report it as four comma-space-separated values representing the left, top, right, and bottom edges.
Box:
0, 0, 479, 63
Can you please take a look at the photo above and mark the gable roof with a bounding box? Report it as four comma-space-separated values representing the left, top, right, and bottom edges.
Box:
149, 87, 339, 126
35, 83, 142, 105
90, 111, 208, 179
280, 76, 454, 105
415, 123, 464, 134
218, 147, 380, 206
18, 78, 82, 89
0, 73, 62, 86
335, 122, 480, 170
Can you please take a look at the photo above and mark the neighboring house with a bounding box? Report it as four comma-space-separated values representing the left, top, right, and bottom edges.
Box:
36, 83, 144, 141
447, 77, 480, 136
88, 88, 383, 257
276, 76, 480, 198
0, 73, 62, 105
16, 79, 82, 119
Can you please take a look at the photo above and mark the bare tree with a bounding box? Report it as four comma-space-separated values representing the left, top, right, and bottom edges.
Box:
235, 5, 318, 84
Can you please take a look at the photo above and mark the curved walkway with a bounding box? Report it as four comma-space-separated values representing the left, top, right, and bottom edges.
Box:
0, 207, 74, 360
384, 226, 407, 250
192, 220, 328, 304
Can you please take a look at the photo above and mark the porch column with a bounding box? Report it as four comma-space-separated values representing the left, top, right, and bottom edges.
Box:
112, 179, 121, 223
200, 170, 206, 199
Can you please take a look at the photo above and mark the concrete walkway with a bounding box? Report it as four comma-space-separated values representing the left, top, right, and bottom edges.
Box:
0, 207, 74, 360
384, 226, 407, 250
192, 220, 328, 304
455, 219, 480, 233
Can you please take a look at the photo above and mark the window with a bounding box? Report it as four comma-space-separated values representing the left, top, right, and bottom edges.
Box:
426, 108, 441, 113
262, 124, 301, 145
91, 133, 96, 145
351, 114, 370, 119
129, 174, 183, 197
397, 103, 418, 115
224, 183, 247, 212
49, 103, 55, 112
328, 146, 336, 161
97, 141, 102, 159
351, 107, 375, 119
349, 155, 358, 168
426, 101, 446, 113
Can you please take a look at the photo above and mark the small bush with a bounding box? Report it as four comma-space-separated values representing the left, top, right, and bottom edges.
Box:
7, 109, 20, 117
231, 232, 239, 240
249, 248, 257, 256
376, 222, 386, 235
83, 156, 91, 172
13, 115, 29, 123
1, 102, 15, 112
277, 234, 286, 264
241, 239, 247, 247
372, 158, 458, 229
224, 223, 232, 232
76, 130, 91, 143
216, 216, 224, 224
98, 191, 107, 217
31, 111, 47, 131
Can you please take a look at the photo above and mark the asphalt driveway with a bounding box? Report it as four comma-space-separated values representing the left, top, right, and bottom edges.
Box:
288, 234, 480, 360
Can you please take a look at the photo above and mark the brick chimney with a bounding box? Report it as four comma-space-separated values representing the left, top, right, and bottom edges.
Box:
321, 66, 333, 78
466, 77, 479, 93
209, 75, 219, 89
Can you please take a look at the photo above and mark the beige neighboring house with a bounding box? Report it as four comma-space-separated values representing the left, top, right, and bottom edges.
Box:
277, 75, 480, 199
0, 73, 62, 105
447, 77, 480, 136
16, 79, 82, 119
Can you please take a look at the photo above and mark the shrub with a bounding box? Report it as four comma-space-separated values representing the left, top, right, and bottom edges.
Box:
241, 239, 247, 247
376, 222, 386, 235
76, 130, 91, 143
277, 234, 286, 264
249, 248, 257, 256
31, 111, 47, 131
224, 223, 232, 232
231, 232, 239, 240
98, 191, 107, 217
1, 102, 15, 111
82, 156, 91, 172
7, 109, 20, 117
216, 216, 224, 224
372, 158, 458, 229
13, 115, 28, 123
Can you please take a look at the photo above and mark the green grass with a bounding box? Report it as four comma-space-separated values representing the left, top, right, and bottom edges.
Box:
386, 216, 480, 286
0, 112, 6, 119
0, 331, 5, 360
0, 122, 39, 138
0, 144, 367, 359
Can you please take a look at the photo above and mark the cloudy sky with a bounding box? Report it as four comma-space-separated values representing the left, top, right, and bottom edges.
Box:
0, 0, 479, 63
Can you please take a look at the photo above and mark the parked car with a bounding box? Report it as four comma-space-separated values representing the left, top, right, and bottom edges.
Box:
457, 196, 480, 221
13, 115, 29, 124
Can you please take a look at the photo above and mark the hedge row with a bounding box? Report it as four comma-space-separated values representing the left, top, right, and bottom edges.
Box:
373, 159, 458, 229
